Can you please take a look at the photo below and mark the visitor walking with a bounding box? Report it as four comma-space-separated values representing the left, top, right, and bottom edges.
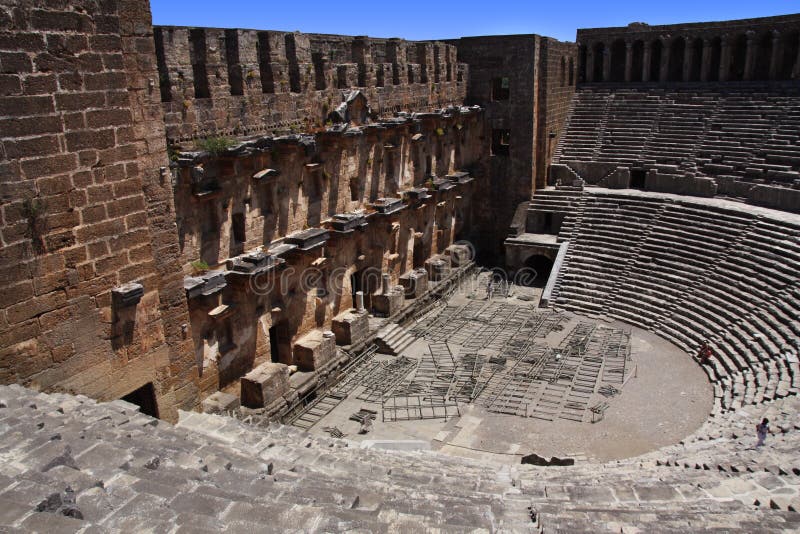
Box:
756, 418, 770, 447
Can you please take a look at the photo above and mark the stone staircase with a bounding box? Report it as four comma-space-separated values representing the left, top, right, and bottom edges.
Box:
374, 323, 417, 355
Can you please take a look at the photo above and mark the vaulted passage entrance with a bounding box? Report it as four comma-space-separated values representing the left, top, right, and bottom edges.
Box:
121, 382, 159, 418
524, 254, 554, 287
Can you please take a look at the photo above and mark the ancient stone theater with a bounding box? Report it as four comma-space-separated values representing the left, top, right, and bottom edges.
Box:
1, 0, 799, 530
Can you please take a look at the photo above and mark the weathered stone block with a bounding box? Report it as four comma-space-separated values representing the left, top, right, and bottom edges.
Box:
424, 255, 450, 281
330, 212, 367, 233
604, 167, 630, 189
748, 184, 800, 213
293, 330, 337, 373
369, 197, 405, 214
371, 288, 404, 317
331, 309, 369, 345
201, 391, 240, 414
645, 170, 717, 198
399, 269, 428, 299
445, 244, 471, 267
240, 362, 290, 408
111, 281, 144, 307
284, 228, 329, 251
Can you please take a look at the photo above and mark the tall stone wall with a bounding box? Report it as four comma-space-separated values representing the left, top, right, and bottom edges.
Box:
172, 108, 486, 399
536, 38, 578, 188
448, 35, 576, 259
0, 0, 585, 417
173, 111, 484, 267
153, 27, 468, 142
577, 14, 800, 84
448, 35, 539, 258
0, 0, 197, 421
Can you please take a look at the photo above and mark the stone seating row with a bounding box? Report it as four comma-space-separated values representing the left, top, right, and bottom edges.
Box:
0, 384, 536, 532
556, 86, 800, 189
549, 191, 799, 418
4, 383, 800, 530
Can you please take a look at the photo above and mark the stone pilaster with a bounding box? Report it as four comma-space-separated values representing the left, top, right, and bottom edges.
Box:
602, 46, 611, 82
624, 41, 633, 82
682, 39, 693, 81
700, 38, 711, 82
659, 37, 670, 82
768, 31, 781, 80
743, 31, 756, 81
719, 35, 731, 82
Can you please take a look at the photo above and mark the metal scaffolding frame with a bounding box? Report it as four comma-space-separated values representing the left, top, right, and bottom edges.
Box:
382, 394, 460, 422
356, 356, 417, 403
289, 298, 634, 430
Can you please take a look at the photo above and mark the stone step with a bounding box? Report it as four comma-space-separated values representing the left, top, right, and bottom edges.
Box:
374, 323, 417, 355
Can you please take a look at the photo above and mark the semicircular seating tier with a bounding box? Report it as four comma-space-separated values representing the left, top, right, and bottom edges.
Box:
545, 189, 800, 416
554, 85, 800, 197
1, 384, 799, 531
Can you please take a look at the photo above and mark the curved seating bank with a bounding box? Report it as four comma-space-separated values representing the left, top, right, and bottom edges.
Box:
553, 85, 800, 211
543, 188, 800, 416
1, 384, 799, 531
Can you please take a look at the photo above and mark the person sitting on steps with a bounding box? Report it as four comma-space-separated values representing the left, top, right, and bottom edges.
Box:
697, 341, 713, 364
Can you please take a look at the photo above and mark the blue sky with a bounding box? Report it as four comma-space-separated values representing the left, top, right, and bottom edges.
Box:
150, 1, 798, 43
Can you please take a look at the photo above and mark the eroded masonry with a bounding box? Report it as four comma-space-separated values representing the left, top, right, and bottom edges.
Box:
2, 2, 800, 531
0, 0, 580, 420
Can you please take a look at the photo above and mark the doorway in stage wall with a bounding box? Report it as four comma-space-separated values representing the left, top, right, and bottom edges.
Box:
630, 169, 646, 190
121, 382, 159, 418
269, 321, 292, 364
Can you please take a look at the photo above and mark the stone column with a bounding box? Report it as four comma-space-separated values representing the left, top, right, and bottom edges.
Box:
743, 31, 756, 81
769, 31, 781, 80
624, 41, 633, 82
682, 38, 693, 81
719, 35, 731, 82
355, 291, 365, 313
642, 41, 652, 82
381, 274, 391, 294
586, 45, 595, 83
602, 45, 611, 82
659, 37, 670, 82
793, 38, 800, 80
700, 38, 711, 82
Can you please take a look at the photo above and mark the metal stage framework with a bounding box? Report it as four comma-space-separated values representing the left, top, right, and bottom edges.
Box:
290, 297, 632, 428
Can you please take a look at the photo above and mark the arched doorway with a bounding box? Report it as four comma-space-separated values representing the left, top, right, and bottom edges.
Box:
268, 320, 292, 365
649, 40, 663, 82
779, 31, 799, 80
610, 40, 626, 82
593, 42, 606, 82
753, 32, 773, 80
668, 37, 685, 81
568, 57, 575, 85
121, 383, 159, 418
708, 37, 722, 81
631, 40, 644, 82
729, 34, 747, 81
522, 254, 555, 288
689, 38, 703, 81
578, 45, 587, 83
